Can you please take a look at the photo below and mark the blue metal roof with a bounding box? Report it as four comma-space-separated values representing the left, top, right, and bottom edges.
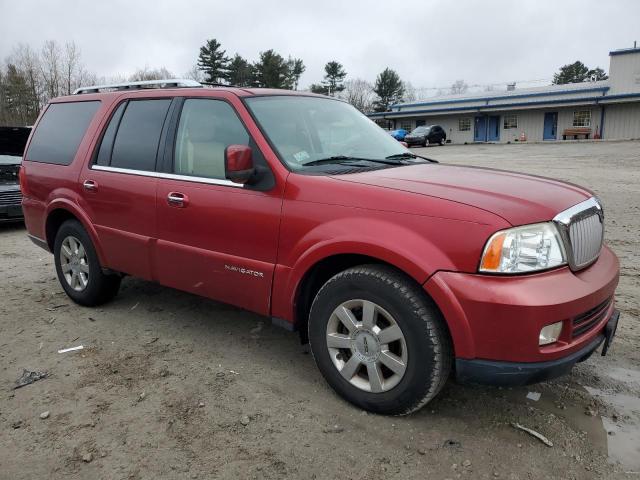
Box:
367, 92, 635, 118
392, 86, 609, 109
609, 47, 640, 56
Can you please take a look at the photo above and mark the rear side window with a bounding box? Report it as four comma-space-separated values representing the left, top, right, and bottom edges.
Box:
26, 101, 100, 165
95, 102, 126, 166
109, 99, 171, 171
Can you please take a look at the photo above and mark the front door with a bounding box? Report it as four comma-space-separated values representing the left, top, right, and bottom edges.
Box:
487, 115, 500, 142
543, 112, 558, 140
154, 97, 282, 316
474, 116, 500, 142
474, 116, 486, 142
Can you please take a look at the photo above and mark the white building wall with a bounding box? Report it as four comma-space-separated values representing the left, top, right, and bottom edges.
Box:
603, 103, 640, 139
387, 103, 640, 143
608, 51, 640, 94
557, 106, 603, 138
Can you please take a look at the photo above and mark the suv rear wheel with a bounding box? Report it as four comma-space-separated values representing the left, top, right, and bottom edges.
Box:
53, 219, 121, 306
308, 265, 452, 415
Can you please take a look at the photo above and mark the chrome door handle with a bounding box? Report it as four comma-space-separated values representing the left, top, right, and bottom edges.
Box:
83, 180, 98, 191
167, 192, 188, 207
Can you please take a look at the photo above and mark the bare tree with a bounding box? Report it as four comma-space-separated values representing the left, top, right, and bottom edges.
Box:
339, 78, 375, 113
60, 42, 94, 94
8, 43, 43, 116
402, 81, 417, 102
184, 63, 205, 82
449, 79, 468, 95
128, 66, 174, 81
41, 40, 62, 99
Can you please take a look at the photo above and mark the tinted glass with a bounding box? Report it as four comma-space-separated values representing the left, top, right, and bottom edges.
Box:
111, 99, 171, 171
174, 99, 249, 179
26, 101, 100, 165
411, 127, 428, 134
95, 102, 126, 166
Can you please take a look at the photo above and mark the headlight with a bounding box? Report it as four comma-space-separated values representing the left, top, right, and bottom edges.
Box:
479, 222, 567, 273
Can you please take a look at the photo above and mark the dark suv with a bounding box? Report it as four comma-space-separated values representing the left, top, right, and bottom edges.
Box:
404, 125, 446, 147
0, 126, 31, 222
20, 79, 619, 415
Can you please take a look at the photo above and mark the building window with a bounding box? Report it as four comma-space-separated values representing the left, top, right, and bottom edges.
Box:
573, 110, 591, 127
400, 120, 412, 132
503, 114, 518, 129
458, 118, 471, 131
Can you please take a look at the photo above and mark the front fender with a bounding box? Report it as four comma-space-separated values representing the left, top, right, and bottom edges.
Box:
271, 215, 461, 323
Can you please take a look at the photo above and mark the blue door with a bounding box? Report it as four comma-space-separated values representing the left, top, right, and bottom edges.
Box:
543, 112, 558, 140
474, 116, 486, 142
475, 115, 500, 142
487, 115, 500, 141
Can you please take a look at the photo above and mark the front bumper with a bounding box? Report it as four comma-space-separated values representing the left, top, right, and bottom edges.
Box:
424, 245, 619, 374
456, 310, 619, 386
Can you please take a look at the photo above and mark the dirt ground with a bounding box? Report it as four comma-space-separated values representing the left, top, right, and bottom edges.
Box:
1, 140, 639, 480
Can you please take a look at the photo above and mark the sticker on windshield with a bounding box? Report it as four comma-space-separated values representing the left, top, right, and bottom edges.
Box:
293, 151, 310, 163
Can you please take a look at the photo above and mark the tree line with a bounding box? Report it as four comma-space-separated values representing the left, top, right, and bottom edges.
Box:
0, 37, 609, 126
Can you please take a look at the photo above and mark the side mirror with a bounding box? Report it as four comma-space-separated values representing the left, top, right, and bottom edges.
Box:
224, 145, 255, 184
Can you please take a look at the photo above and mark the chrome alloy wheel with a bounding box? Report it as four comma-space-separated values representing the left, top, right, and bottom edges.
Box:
59, 235, 89, 292
326, 299, 408, 393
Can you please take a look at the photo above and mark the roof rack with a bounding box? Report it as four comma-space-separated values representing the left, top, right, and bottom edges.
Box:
73, 78, 203, 95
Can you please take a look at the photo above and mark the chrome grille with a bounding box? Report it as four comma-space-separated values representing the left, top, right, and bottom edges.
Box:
553, 197, 604, 271
569, 214, 603, 268
0, 190, 22, 207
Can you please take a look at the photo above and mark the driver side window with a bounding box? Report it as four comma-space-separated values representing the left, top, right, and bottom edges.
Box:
174, 99, 250, 179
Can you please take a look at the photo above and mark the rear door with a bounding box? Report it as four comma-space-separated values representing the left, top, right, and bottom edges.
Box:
78, 98, 174, 279
154, 97, 283, 315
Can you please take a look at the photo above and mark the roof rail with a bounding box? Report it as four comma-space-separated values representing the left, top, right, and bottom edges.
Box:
73, 78, 203, 95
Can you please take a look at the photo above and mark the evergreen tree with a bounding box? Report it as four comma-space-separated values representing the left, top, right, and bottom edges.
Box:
325, 61, 347, 95
226, 54, 253, 86
372, 68, 405, 112
311, 61, 347, 96
252, 50, 290, 88
553, 61, 608, 84
285, 57, 305, 90
197, 39, 229, 84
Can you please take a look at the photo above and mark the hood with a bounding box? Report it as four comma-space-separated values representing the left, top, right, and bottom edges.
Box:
331, 163, 592, 225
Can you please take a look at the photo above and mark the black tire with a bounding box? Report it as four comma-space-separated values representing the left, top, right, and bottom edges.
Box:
308, 265, 452, 415
53, 219, 121, 306
423, 138, 429, 147
439, 137, 446, 146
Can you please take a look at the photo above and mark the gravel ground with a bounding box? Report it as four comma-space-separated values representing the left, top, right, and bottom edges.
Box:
0, 140, 638, 480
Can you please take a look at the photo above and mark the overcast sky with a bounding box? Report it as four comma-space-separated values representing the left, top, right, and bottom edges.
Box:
1, 0, 639, 95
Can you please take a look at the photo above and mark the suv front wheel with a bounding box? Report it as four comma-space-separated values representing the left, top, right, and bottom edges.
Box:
53, 219, 121, 306
308, 265, 452, 415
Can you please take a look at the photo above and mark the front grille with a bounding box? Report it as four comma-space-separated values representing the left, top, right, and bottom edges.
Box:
553, 197, 604, 271
572, 297, 611, 338
0, 164, 20, 181
569, 214, 604, 268
0, 190, 22, 207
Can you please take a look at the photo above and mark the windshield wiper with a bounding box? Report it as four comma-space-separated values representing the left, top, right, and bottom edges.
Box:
385, 152, 439, 163
302, 155, 409, 167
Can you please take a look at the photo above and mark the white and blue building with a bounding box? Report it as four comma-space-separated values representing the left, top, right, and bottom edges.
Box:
369, 46, 640, 143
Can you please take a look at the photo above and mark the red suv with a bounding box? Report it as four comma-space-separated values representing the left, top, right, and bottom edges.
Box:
20, 80, 620, 415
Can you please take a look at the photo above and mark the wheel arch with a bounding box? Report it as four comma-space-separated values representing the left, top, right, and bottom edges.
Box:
292, 251, 449, 346
45, 200, 106, 265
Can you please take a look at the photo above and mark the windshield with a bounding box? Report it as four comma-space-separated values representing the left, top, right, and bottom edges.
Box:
411, 127, 429, 134
245, 96, 409, 170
